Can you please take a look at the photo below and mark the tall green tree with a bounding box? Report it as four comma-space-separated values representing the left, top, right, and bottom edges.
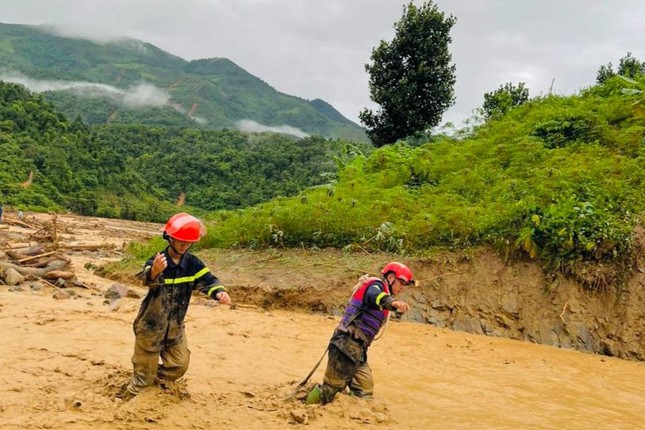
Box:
359, 1, 456, 147
480, 82, 529, 119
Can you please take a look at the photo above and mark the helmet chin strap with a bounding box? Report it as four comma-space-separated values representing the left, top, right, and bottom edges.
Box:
169, 242, 182, 256
385, 274, 395, 289
166, 236, 191, 257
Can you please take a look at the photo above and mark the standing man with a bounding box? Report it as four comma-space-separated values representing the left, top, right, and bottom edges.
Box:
123, 212, 231, 399
306, 262, 415, 404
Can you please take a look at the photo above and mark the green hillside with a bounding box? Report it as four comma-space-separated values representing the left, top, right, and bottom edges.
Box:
204, 76, 645, 288
0, 22, 366, 141
0, 81, 370, 222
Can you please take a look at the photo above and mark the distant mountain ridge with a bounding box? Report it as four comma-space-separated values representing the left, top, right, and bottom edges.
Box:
0, 22, 367, 141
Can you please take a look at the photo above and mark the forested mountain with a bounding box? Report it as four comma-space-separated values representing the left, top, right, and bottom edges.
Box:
0, 22, 366, 141
0, 82, 370, 221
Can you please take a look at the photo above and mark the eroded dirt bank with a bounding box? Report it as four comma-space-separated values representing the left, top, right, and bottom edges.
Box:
200, 244, 645, 361
1, 212, 644, 429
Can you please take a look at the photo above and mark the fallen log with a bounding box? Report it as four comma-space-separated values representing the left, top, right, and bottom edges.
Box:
5, 245, 47, 260
17, 251, 58, 264
1, 243, 32, 250
0, 261, 70, 278
1, 217, 38, 229
44, 270, 75, 280
0, 261, 48, 277
28, 233, 54, 242
58, 243, 117, 251
22, 255, 71, 268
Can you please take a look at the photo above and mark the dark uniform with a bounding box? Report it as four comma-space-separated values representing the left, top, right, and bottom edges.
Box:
126, 247, 225, 395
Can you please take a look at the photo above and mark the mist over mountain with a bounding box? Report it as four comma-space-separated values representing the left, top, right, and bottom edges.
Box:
0, 22, 367, 141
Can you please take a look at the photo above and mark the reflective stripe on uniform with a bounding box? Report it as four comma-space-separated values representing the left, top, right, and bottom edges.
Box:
164, 267, 210, 284
207, 285, 225, 297
375, 292, 387, 309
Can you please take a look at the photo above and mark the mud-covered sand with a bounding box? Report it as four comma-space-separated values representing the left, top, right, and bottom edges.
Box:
1, 213, 644, 429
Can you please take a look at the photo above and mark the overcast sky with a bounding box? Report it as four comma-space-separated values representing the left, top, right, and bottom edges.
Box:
2, 0, 644, 128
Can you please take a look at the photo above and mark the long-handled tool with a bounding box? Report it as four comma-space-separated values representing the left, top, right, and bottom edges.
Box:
284, 274, 373, 401
283, 345, 329, 400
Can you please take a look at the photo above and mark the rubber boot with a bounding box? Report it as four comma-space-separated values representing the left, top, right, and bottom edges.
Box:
305, 384, 322, 405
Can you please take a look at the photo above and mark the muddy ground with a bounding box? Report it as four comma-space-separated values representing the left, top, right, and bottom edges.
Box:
0, 212, 643, 429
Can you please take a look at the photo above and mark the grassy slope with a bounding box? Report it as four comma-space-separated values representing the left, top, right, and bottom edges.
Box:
204, 79, 645, 286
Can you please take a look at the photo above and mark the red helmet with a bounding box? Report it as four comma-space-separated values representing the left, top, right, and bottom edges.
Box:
381, 262, 415, 286
162, 213, 206, 242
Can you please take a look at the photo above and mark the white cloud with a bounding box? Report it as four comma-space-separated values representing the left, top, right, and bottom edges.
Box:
0, 71, 171, 109
2, 0, 644, 129
235, 120, 309, 138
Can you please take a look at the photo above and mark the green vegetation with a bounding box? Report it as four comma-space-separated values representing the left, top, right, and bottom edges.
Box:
207, 76, 645, 288
480, 82, 529, 119
597, 52, 645, 84
0, 81, 370, 222
0, 23, 366, 142
360, 1, 456, 146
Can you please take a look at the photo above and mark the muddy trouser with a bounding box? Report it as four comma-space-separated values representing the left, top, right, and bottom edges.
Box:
321, 334, 373, 404
126, 331, 191, 395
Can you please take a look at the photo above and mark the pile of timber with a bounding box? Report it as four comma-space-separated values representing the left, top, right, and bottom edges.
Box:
0, 244, 79, 288
0, 213, 114, 290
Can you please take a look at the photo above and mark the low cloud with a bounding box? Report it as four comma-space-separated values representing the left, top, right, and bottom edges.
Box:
235, 119, 309, 138
39, 23, 127, 44
0, 70, 170, 109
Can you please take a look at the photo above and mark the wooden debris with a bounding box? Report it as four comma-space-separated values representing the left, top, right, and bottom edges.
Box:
58, 243, 117, 251
5, 245, 47, 260
0, 217, 38, 229
0, 211, 123, 292
51, 213, 59, 249
21, 254, 71, 268
228, 303, 258, 310
16, 251, 59, 264
0, 261, 51, 277
44, 270, 75, 280
2, 243, 33, 250
28, 233, 54, 241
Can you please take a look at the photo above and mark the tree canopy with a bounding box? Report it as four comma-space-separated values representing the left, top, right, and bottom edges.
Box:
480, 82, 530, 119
359, 1, 456, 147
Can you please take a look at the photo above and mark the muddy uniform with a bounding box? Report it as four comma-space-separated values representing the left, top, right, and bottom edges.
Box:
126, 248, 225, 395
321, 277, 397, 404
